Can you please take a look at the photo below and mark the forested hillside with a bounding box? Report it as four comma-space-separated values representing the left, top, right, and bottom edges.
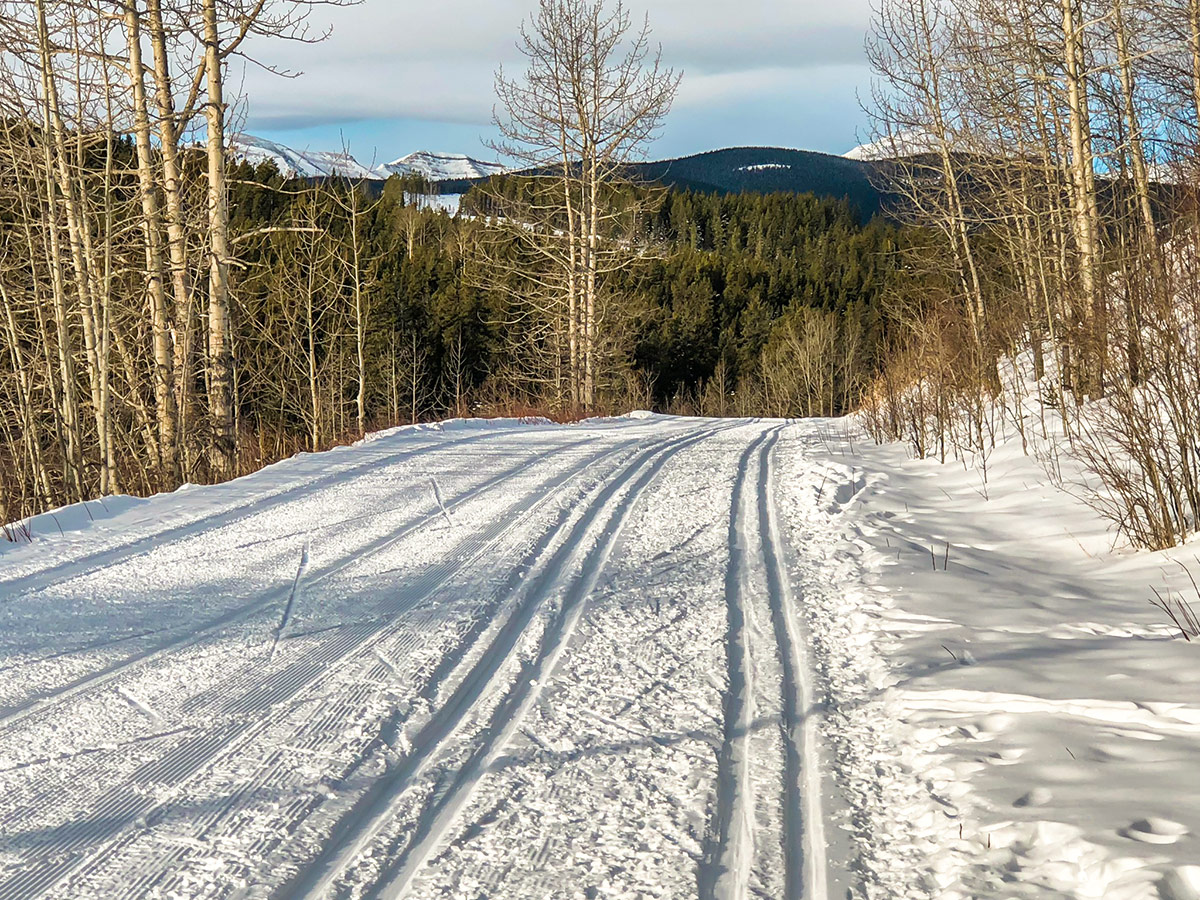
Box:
0, 0, 906, 529
436, 146, 888, 221
231, 160, 902, 433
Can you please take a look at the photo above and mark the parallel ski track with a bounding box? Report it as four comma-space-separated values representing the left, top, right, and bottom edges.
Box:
759, 431, 828, 900
702, 423, 827, 900
0, 434, 599, 735
0, 427, 520, 601
111, 426, 732, 900
0, 432, 651, 900
272, 421, 736, 900
702, 432, 769, 900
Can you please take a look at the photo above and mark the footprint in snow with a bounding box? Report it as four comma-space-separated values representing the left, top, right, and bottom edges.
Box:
1012, 787, 1051, 807
1120, 817, 1188, 844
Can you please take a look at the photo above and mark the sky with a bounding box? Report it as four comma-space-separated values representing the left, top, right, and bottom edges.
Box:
237, 0, 877, 165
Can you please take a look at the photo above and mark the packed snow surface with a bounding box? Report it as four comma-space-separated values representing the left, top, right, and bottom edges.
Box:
0, 415, 1194, 898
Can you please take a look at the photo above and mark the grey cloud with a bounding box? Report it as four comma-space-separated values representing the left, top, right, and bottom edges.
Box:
242, 0, 874, 134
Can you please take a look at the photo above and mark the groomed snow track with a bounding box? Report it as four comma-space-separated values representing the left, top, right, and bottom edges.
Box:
0, 416, 846, 899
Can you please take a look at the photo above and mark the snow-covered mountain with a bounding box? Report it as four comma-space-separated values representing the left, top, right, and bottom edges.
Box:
231, 134, 379, 180
844, 131, 937, 160
231, 134, 508, 183
375, 151, 508, 182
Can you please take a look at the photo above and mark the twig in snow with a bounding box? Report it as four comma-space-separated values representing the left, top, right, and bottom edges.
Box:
941, 644, 958, 661
1150, 585, 1200, 642
815, 472, 830, 503
270, 543, 310, 661
373, 648, 404, 680
430, 478, 454, 527
117, 687, 167, 728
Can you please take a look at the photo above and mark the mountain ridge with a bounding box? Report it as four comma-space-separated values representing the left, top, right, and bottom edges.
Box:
233, 134, 890, 219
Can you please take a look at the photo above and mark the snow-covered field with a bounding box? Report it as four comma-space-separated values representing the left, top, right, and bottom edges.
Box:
0, 414, 1195, 899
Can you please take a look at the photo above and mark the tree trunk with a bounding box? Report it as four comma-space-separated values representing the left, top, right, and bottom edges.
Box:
202, 0, 236, 478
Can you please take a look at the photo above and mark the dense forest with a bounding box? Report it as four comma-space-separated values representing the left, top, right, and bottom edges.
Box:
0, 0, 920, 525
225, 162, 903, 447
862, 0, 1200, 550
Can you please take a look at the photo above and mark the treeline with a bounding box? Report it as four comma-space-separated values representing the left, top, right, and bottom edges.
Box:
0, 0, 358, 527
227, 166, 905, 437
0, 123, 905, 524
864, 0, 1200, 549
0, 0, 906, 527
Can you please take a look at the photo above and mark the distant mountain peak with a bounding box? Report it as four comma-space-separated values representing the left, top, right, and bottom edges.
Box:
375, 151, 509, 182
231, 134, 509, 183
844, 131, 936, 160
231, 133, 378, 180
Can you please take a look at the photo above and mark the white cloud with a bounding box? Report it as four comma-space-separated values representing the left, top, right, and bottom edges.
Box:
241, 0, 875, 154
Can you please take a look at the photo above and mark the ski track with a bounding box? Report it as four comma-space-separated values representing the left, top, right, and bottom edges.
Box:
0, 430, 650, 899
0, 434, 598, 735
274, 422, 732, 900
703, 425, 829, 900
0, 416, 848, 900
0, 427, 515, 600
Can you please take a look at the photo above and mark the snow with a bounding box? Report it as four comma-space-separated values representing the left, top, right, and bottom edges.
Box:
845, 130, 937, 160
230, 133, 379, 180
230, 135, 507, 185
375, 151, 508, 182
0, 412, 1194, 898
785, 408, 1200, 897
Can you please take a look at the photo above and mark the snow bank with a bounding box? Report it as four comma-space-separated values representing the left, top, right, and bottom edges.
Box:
0, 415, 616, 569
811, 410, 1200, 897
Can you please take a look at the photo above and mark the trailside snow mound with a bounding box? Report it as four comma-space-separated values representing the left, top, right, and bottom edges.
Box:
804, 414, 1200, 898
0, 415, 658, 572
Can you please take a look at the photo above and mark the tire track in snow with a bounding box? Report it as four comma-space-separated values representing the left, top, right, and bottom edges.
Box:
271, 422, 735, 900
702, 423, 828, 900
0, 436, 644, 900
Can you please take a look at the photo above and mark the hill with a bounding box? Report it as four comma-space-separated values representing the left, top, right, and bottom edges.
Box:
233, 135, 891, 220
627, 147, 885, 219
439, 147, 888, 221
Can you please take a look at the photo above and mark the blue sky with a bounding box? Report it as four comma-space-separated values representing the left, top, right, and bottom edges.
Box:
237, 1, 876, 164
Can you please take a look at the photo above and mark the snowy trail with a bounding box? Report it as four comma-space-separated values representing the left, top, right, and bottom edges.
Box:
703, 428, 828, 900
0, 416, 850, 900
282, 422, 730, 900
0, 433, 599, 734
0, 428, 511, 598
0, 432, 645, 899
